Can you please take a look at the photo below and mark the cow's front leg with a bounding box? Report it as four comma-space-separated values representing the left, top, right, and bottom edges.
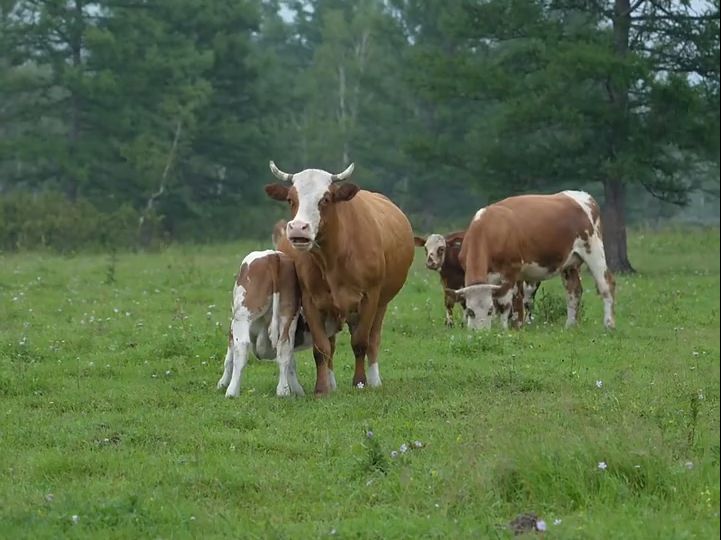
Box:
443, 290, 456, 327
217, 330, 233, 390
302, 295, 334, 396
510, 281, 525, 330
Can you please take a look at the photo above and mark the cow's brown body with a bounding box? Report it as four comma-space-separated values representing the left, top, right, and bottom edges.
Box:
455, 191, 615, 330
266, 163, 414, 395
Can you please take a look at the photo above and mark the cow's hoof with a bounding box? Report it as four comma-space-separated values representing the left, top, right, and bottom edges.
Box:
276, 384, 291, 397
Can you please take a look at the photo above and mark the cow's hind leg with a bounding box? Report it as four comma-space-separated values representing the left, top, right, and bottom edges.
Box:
325, 335, 337, 391
350, 290, 380, 388
217, 330, 233, 390
561, 266, 582, 328
225, 319, 250, 398
286, 354, 305, 396
366, 303, 389, 388
578, 236, 616, 329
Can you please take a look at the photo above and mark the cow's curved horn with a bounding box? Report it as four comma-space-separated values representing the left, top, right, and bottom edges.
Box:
330, 162, 354, 182
269, 161, 293, 182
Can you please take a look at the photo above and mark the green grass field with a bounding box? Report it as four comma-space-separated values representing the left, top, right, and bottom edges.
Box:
1, 228, 719, 539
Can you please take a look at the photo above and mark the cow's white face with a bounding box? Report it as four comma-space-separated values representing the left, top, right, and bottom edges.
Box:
286, 169, 332, 249
451, 284, 501, 330
265, 163, 358, 251
417, 234, 447, 270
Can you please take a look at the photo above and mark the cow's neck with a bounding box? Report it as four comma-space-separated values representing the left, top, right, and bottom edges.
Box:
463, 239, 490, 285
310, 208, 347, 277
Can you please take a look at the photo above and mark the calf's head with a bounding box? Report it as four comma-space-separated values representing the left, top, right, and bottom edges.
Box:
265, 161, 359, 251
446, 284, 501, 330
414, 234, 448, 270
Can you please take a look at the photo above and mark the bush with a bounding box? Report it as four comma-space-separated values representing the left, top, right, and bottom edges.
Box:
0, 191, 164, 252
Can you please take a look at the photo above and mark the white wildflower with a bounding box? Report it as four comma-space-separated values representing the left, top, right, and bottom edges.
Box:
356, 382, 365, 389
71, 515, 79, 524
400, 443, 409, 454
598, 461, 608, 471
553, 519, 562, 526
595, 380, 603, 388
390, 450, 399, 459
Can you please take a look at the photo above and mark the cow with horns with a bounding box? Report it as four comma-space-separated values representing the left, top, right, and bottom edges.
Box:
264, 161, 415, 395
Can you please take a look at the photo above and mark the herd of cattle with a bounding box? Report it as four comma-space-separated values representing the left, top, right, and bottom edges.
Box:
217, 162, 616, 397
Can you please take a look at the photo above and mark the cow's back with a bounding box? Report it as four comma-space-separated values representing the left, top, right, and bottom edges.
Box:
463, 192, 597, 278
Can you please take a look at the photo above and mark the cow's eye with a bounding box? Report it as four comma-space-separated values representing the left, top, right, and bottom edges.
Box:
466, 309, 475, 318
487, 308, 494, 316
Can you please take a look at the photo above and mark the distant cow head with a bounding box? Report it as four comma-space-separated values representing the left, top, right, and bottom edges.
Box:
414, 233, 463, 271
265, 161, 359, 251
446, 284, 501, 330
414, 234, 448, 271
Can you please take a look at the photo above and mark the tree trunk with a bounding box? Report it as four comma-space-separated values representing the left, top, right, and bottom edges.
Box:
602, 0, 636, 273
602, 177, 635, 273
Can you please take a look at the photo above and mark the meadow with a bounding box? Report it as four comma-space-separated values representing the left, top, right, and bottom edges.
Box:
0, 228, 719, 539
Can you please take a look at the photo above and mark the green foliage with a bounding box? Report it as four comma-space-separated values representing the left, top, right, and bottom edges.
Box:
0, 0, 718, 254
0, 191, 156, 252
0, 228, 718, 537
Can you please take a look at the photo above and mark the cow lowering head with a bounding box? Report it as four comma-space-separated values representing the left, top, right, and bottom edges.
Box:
265, 161, 359, 251
414, 234, 448, 270
446, 284, 502, 330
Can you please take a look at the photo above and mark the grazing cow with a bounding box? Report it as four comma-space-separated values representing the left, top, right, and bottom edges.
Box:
265, 161, 414, 395
449, 191, 616, 330
415, 230, 541, 327
217, 250, 311, 398
271, 219, 287, 248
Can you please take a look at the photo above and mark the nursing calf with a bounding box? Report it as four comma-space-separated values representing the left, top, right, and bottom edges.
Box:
217, 250, 311, 397
452, 191, 616, 330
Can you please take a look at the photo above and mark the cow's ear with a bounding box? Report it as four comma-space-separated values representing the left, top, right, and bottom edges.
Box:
413, 236, 426, 247
331, 182, 359, 202
451, 239, 463, 248
265, 183, 290, 201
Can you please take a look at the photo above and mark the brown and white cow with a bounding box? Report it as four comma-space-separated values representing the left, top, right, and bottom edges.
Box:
265, 161, 414, 395
415, 230, 541, 327
217, 250, 311, 397
450, 191, 616, 330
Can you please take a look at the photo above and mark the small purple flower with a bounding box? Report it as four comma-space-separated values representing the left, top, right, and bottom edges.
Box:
366, 430, 374, 439
535, 519, 547, 532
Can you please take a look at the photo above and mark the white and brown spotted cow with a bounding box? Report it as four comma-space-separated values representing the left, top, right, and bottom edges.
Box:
217, 250, 311, 397
450, 191, 616, 330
